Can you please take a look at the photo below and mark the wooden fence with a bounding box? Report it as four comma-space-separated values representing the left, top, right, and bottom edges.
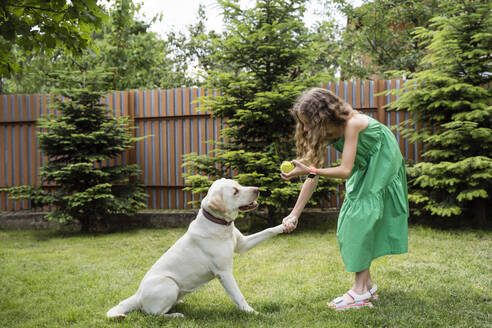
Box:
0, 79, 419, 211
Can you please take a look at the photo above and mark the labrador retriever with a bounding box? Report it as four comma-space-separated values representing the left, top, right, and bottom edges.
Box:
106, 178, 292, 318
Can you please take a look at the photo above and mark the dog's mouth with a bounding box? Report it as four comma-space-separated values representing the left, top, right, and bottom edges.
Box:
239, 200, 258, 212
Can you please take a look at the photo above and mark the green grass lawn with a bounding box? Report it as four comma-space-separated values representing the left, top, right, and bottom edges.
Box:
0, 223, 490, 328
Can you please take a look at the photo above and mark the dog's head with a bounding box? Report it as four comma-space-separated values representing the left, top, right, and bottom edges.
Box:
201, 178, 259, 223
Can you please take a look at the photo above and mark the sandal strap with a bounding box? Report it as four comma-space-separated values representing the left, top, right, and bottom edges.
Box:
345, 291, 355, 300
369, 284, 378, 295
333, 296, 346, 305
347, 289, 371, 302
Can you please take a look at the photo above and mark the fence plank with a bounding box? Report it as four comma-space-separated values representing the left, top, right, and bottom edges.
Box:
0, 126, 5, 208
355, 80, 361, 109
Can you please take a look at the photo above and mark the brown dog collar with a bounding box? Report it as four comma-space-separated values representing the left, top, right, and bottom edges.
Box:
202, 209, 231, 226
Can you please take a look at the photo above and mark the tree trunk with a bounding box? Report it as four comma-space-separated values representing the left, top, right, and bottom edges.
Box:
267, 205, 277, 227
472, 198, 487, 228
79, 217, 90, 233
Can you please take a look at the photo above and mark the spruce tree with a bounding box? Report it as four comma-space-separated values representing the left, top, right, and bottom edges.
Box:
4, 69, 148, 232
183, 0, 340, 226
390, 0, 491, 226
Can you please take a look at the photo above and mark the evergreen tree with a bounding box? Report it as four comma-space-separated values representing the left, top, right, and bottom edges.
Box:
183, 0, 340, 226
3, 69, 148, 232
390, 0, 491, 226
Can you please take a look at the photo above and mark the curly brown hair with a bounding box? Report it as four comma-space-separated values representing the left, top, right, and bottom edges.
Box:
291, 88, 353, 167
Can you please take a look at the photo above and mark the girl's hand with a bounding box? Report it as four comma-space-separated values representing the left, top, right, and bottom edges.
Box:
282, 214, 298, 232
282, 215, 298, 233
280, 160, 310, 180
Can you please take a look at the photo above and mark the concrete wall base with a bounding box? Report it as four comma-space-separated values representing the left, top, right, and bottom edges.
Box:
0, 208, 338, 231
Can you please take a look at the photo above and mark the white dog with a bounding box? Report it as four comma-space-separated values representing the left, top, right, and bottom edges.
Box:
106, 178, 292, 318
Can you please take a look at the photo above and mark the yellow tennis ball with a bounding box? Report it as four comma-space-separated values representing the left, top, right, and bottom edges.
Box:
280, 161, 295, 173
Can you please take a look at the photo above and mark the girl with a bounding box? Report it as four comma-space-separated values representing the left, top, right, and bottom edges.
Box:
281, 87, 408, 310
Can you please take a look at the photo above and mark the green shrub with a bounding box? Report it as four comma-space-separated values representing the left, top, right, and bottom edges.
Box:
2, 70, 148, 232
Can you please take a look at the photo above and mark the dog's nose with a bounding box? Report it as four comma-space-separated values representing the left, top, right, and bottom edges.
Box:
252, 187, 259, 195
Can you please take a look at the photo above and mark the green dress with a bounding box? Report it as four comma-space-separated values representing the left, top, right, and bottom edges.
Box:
331, 115, 409, 272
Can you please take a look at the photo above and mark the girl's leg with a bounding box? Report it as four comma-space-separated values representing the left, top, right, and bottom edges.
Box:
327, 268, 375, 308
352, 269, 373, 294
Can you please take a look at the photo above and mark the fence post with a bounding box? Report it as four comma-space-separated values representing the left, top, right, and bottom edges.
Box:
376, 79, 386, 124
127, 91, 138, 184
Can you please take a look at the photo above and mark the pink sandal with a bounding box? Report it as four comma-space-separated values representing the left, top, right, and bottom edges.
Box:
328, 289, 373, 311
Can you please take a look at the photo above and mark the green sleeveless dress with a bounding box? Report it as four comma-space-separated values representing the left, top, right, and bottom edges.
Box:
331, 115, 409, 272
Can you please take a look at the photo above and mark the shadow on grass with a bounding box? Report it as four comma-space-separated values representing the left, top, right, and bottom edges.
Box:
166, 302, 286, 327
113, 289, 466, 327
146, 286, 488, 327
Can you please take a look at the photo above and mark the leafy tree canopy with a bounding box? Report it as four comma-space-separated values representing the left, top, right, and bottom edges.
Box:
0, 0, 107, 79
2, 0, 192, 93
333, 0, 445, 79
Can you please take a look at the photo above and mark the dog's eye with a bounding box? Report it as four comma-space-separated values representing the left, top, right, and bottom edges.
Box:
233, 187, 239, 196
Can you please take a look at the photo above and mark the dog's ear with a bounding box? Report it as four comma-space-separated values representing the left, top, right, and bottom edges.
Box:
208, 193, 226, 214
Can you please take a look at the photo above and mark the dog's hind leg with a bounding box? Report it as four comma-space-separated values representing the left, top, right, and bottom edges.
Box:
140, 276, 184, 318
106, 294, 140, 318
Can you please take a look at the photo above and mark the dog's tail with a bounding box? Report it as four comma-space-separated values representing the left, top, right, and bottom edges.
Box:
106, 294, 140, 318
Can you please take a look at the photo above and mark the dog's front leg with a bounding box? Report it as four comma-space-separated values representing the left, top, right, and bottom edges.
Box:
217, 271, 257, 313
234, 224, 284, 254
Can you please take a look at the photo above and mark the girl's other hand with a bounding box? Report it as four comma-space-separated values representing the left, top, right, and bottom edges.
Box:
280, 160, 310, 180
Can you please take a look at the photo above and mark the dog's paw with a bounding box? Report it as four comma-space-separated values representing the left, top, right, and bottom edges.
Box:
240, 305, 258, 314
165, 312, 185, 318
271, 224, 285, 234
107, 313, 126, 320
